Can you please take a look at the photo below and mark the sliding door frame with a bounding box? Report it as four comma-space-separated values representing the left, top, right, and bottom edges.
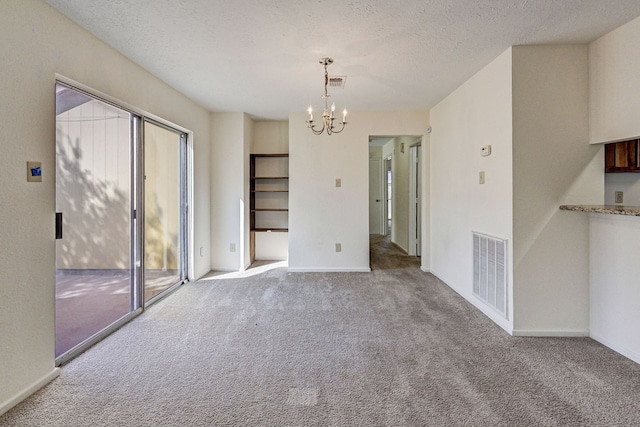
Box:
54, 76, 193, 365
141, 118, 189, 307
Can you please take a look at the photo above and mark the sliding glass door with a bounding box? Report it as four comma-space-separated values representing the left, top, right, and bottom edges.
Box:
143, 120, 187, 303
55, 83, 189, 362
55, 83, 137, 359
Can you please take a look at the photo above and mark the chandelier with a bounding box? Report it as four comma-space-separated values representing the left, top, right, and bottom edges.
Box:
306, 58, 348, 135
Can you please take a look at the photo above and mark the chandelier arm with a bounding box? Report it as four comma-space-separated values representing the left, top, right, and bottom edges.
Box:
329, 121, 347, 134
306, 120, 326, 135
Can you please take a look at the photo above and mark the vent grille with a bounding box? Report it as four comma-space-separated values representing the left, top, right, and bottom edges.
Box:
328, 76, 346, 89
473, 232, 508, 319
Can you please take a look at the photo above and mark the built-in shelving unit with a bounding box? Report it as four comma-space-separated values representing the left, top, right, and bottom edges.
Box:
250, 154, 289, 262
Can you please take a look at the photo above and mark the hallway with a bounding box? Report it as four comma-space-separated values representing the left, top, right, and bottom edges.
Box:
369, 233, 420, 270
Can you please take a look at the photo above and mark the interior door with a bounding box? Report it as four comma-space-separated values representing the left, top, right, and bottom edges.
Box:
369, 159, 383, 235
385, 156, 392, 236
409, 145, 422, 256
143, 120, 187, 303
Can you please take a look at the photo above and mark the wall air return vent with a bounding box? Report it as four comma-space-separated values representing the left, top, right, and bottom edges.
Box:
328, 76, 346, 89
473, 232, 508, 319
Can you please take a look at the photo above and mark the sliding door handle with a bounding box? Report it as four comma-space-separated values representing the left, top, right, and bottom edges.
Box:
55, 212, 63, 239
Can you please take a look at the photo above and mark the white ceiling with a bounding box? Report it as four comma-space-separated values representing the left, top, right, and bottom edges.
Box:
44, 0, 640, 121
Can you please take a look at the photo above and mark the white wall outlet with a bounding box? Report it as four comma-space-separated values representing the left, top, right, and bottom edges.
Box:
335, 178, 341, 188
615, 191, 624, 204
479, 171, 485, 184
230, 243, 236, 252
335, 243, 342, 252
481, 145, 492, 157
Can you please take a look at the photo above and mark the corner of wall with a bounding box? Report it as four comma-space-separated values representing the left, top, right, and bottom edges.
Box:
512, 45, 594, 334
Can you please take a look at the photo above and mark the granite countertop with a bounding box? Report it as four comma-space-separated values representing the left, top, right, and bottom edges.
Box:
560, 205, 640, 216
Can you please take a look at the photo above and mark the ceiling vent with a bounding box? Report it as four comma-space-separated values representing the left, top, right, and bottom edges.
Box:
328, 76, 347, 89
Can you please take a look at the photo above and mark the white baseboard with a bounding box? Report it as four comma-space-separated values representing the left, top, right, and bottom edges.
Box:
287, 267, 371, 273
209, 267, 241, 273
513, 329, 589, 337
430, 270, 513, 335
420, 266, 430, 273
0, 368, 60, 417
590, 333, 640, 365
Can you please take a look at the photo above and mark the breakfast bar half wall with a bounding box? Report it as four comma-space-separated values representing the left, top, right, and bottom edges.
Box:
560, 205, 640, 364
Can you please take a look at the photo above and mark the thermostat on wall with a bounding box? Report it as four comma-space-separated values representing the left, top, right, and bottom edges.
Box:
27, 161, 42, 182
481, 145, 492, 157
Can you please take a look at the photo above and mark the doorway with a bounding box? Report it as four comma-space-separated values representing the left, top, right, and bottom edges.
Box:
368, 135, 422, 263
55, 83, 188, 362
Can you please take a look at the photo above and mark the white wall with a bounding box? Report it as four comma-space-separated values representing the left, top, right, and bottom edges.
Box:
242, 115, 253, 269
387, 136, 422, 253
431, 45, 604, 336
288, 111, 428, 272
511, 45, 602, 335
589, 214, 640, 364
369, 146, 382, 160
590, 15, 640, 144
421, 130, 431, 272
430, 49, 514, 332
0, 0, 211, 415
588, 12, 640, 364
605, 173, 640, 205
391, 137, 411, 253
593, 14, 640, 205
382, 139, 394, 161
210, 113, 249, 271
252, 121, 289, 154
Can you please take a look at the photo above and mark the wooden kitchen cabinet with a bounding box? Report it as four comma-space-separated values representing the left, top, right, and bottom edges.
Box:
605, 139, 640, 173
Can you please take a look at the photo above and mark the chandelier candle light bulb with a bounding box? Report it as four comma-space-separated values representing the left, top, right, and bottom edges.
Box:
306, 57, 349, 135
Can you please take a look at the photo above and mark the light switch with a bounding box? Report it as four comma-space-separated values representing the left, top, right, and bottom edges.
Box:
336, 178, 341, 188
479, 171, 485, 184
335, 243, 342, 252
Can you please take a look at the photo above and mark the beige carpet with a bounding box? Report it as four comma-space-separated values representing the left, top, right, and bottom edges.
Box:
2, 236, 640, 426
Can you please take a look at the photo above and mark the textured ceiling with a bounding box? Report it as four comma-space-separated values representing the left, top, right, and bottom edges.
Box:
44, 0, 640, 120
